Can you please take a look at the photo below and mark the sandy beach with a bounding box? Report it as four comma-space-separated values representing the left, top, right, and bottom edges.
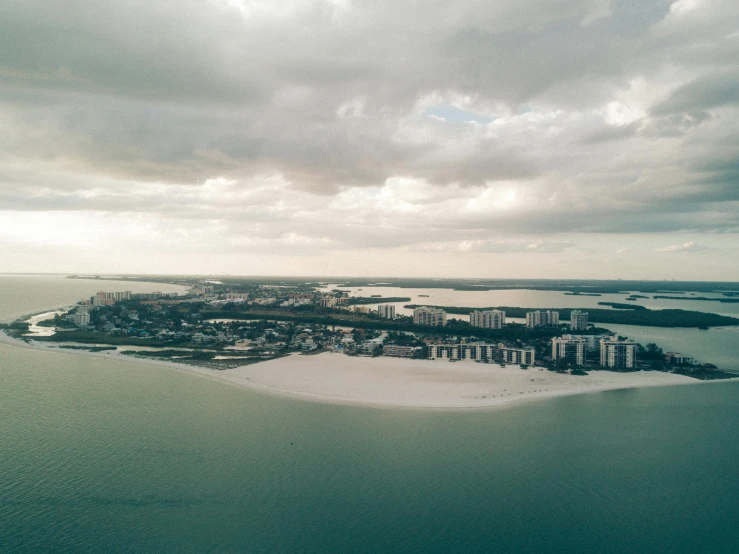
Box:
0, 329, 710, 410
215, 351, 703, 409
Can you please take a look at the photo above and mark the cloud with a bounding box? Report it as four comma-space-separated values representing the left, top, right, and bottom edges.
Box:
0, 0, 739, 277
655, 241, 710, 252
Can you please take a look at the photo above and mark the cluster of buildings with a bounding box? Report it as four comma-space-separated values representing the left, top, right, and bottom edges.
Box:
411, 306, 589, 333
63, 285, 656, 371
89, 290, 180, 307
551, 334, 637, 369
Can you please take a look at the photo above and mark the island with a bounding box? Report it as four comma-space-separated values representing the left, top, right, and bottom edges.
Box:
1, 277, 736, 410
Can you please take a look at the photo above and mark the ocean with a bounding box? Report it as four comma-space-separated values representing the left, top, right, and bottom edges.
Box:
1, 275, 738, 553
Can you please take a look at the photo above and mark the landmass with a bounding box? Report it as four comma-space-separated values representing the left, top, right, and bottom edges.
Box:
0, 330, 722, 411
2, 277, 736, 410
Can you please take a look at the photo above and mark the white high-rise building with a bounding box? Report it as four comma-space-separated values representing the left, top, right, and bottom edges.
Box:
560, 334, 611, 351
552, 336, 586, 366
413, 307, 447, 327
526, 310, 560, 328
319, 296, 340, 308
600, 338, 637, 369
570, 310, 589, 331
74, 307, 91, 327
469, 310, 505, 329
377, 304, 396, 319
91, 291, 115, 306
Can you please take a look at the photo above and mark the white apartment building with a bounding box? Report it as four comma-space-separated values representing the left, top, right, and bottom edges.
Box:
377, 304, 396, 319
91, 291, 116, 306
352, 305, 372, 314
74, 309, 91, 327
413, 307, 447, 327
383, 344, 415, 357
560, 334, 611, 351
498, 345, 536, 365
666, 352, 695, 365
319, 296, 338, 308
224, 293, 249, 301
552, 336, 586, 366
427, 343, 497, 361
600, 338, 637, 368
526, 310, 560, 328
469, 310, 505, 329
569, 310, 589, 331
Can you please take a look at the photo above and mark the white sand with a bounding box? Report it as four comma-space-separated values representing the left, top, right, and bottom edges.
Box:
215, 352, 702, 410
0, 330, 716, 411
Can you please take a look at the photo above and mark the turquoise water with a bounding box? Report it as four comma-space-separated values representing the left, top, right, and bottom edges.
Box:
2, 277, 739, 552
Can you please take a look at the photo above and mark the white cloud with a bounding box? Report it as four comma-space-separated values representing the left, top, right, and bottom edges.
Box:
669, 0, 705, 16
655, 241, 710, 252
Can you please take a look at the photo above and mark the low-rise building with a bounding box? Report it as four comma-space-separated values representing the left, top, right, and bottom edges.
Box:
383, 344, 416, 357
224, 293, 249, 301
666, 352, 695, 365
428, 342, 497, 361
498, 344, 536, 365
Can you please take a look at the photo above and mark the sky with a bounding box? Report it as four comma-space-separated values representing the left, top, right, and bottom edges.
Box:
1, 0, 738, 279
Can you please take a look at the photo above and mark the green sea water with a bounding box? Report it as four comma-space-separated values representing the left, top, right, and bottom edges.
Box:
1, 276, 739, 553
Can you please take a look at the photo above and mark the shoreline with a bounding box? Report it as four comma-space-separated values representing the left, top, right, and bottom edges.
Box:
1, 328, 731, 412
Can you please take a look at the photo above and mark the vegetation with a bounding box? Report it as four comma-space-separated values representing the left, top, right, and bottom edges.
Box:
30, 330, 190, 347
120, 349, 286, 370
346, 296, 411, 305
58, 345, 117, 352
597, 302, 647, 310
653, 296, 739, 303
199, 308, 583, 341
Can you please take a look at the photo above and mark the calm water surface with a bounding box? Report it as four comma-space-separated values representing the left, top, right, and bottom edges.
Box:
1, 276, 739, 553
319, 284, 739, 317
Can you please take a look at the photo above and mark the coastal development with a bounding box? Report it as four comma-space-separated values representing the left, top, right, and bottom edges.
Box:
3, 279, 732, 384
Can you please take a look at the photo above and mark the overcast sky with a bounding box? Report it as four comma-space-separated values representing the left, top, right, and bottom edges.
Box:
1, 0, 738, 279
